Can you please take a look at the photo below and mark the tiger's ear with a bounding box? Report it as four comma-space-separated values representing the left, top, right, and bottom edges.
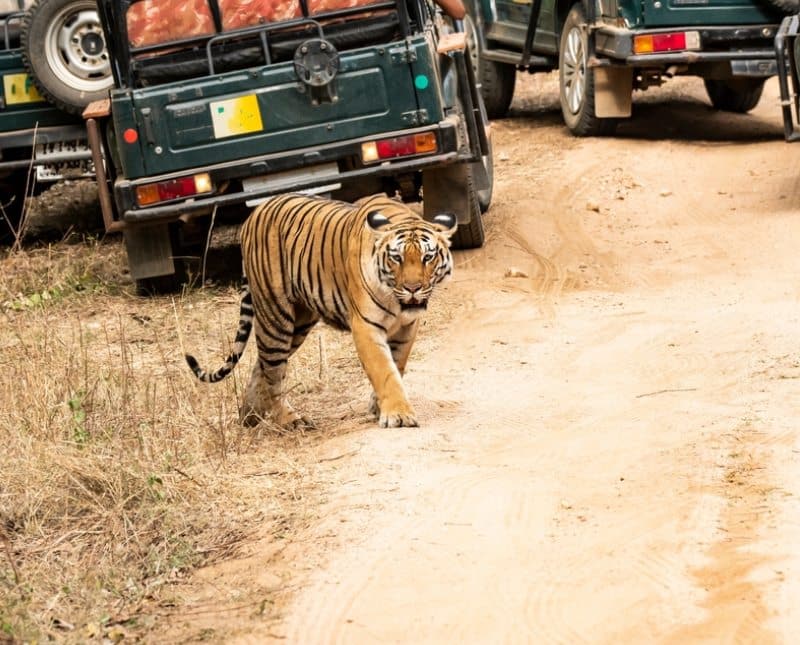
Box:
430, 212, 457, 237
366, 210, 391, 231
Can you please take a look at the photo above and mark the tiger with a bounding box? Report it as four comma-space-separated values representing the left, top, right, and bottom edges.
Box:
185, 192, 457, 429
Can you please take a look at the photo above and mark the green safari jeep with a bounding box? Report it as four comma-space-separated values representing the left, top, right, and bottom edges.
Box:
0, 0, 112, 238
463, 0, 791, 135
86, 0, 492, 292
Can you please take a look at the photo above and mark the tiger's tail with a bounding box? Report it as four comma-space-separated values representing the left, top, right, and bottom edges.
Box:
185, 279, 253, 383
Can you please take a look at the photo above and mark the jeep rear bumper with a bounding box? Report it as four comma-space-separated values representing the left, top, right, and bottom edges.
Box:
593, 24, 778, 75
97, 120, 465, 227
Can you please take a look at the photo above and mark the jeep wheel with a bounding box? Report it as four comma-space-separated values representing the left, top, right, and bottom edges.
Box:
704, 78, 765, 113
21, 0, 113, 115
464, 13, 516, 119
451, 163, 486, 250
558, 4, 616, 137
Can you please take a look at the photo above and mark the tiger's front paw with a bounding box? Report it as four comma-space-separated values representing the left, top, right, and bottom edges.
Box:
371, 393, 417, 427
379, 409, 419, 428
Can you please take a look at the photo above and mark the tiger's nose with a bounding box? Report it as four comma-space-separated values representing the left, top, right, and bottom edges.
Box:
404, 282, 422, 293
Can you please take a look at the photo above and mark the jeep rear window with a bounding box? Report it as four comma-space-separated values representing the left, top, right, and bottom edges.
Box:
127, 0, 386, 47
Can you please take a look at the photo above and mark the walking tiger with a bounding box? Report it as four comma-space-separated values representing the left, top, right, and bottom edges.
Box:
185, 193, 457, 428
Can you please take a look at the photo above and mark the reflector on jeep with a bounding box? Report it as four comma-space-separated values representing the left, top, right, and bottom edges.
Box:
633, 31, 700, 54
136, 173, 213, 206
361, 132, 438, 163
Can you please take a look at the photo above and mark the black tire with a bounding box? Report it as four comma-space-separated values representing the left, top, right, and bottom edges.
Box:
464, 13, 516, 119
21, 0, 113, 115
450, 164, 485, 250
558, 4, 616, 137
703, 78, 766, 113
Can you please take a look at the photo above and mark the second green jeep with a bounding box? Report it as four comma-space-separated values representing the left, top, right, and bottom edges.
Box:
464, 0, 791, 135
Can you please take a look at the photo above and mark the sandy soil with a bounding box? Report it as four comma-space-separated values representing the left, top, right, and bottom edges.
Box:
159, 73, 800, 643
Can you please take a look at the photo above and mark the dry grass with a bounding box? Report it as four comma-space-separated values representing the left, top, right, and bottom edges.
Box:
0, 234, 377, 641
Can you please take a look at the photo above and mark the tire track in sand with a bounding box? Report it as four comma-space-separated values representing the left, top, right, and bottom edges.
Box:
283, 361, 573, 643
282, 306, 714, 643
661, 333, 800, 645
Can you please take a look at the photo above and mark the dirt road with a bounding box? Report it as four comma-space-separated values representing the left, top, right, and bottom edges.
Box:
168, 74, 800, 643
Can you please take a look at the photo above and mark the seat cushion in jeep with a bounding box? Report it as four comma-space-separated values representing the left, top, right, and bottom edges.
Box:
128, 0, 384, 47
132, 11, 400, 85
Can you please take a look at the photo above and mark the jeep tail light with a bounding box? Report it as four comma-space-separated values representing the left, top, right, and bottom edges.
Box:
136, 173, 213, 206
633, 31, 700, 54
361, 132, 438, 163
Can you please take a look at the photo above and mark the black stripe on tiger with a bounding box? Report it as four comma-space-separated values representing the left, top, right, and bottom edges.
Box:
185, 279, 253, 383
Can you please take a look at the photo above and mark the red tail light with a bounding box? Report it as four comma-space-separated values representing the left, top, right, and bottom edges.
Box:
634, 31, 700, 54
361, 132, 438, 163
136, 173, 213, 206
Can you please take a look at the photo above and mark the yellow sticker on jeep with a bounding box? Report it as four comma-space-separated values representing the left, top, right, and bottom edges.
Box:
3, 73, 45, 105
210, 94, 264, 139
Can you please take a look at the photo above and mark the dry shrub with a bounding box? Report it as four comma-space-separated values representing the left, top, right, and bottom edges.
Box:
0, 238, 362, 641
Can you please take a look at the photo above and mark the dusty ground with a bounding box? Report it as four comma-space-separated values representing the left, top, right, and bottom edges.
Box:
139, 73, 799, 642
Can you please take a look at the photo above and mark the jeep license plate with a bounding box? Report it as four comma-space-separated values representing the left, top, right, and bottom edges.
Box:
34, 141, 94, 182
3, 73, 44, 105
210, 94, 264, 139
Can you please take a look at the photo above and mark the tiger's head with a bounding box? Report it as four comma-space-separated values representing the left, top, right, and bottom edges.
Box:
366, 209, 457, 310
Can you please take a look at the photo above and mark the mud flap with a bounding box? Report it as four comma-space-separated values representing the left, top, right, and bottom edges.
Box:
594, 67, 633, 118
422, 164, 471, 224
123, 224, 175, 280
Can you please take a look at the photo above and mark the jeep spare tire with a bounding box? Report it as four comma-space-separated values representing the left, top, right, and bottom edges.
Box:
21, 0, 112, 115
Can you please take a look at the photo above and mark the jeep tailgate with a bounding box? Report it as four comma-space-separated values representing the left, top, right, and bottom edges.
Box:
116, 41, 435, 179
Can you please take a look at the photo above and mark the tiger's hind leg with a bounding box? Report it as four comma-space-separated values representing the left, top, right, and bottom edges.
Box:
240, 310, 318, 429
